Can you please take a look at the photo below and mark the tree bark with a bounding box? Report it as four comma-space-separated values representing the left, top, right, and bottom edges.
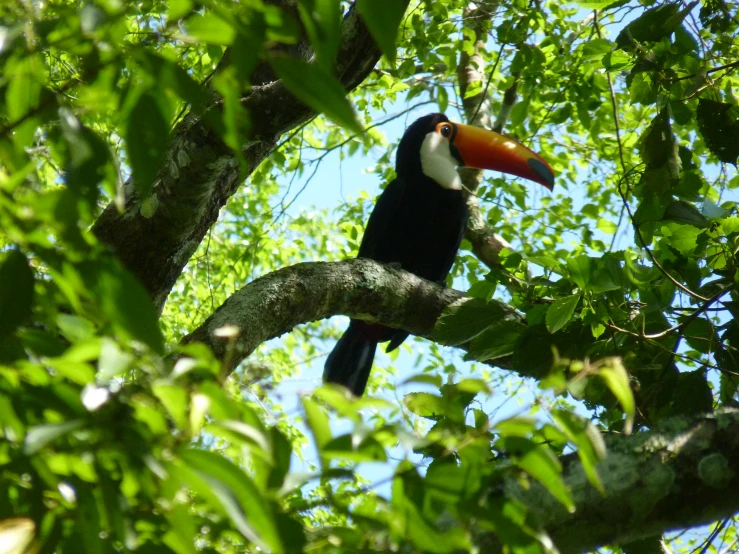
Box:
92, 4, 399, 312
182, 258, 521, 375
481, 408, 739, 553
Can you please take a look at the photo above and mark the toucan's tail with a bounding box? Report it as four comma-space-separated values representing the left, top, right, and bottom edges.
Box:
324, 320, 378, 396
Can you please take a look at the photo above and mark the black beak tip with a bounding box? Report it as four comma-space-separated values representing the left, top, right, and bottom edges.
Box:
528, 158, 555, 191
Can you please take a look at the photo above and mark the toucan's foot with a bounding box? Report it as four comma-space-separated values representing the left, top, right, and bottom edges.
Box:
387, 262, 402, 270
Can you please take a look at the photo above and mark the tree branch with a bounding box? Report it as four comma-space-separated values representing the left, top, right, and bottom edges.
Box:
456, 2, 518, 272
480, 408, 739, 553
92, 4, 402, 312
181, 259, 522, 374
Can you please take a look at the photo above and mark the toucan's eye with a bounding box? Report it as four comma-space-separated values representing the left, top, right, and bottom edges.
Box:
439, 124, 452, 138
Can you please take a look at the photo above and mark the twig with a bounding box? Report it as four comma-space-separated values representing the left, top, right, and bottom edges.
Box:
594, 10, 709, 303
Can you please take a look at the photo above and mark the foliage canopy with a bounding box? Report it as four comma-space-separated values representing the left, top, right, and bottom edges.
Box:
1, 0, 739, 553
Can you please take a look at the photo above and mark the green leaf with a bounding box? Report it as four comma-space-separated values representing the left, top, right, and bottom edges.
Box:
302, 396, 331, 453
97, 339, 134, 380
58, 109, 111, 201
0, 250, 34, 340
546, 294, 580, 334
24, 420, 85, 455
597, 218, 618, 234
404, 392, 447, 421
719, 370, 739, 405
152, 382, 189, 430
6, 55, 42, 121
638, 107, 680, 195
663, 200, 709, 228
177, 449, 282, 551
498, 436, 574, 512
697, 99, 739, 165
168, 0, 193, 20
567, 255, 591, 290
298, 0, 342, 70
75, 486, 104, 554
185, 13, 235, 45
93, 261, 164, 354
401, 373, 443, 387
267, 427, 292, 491
125, 92, 170, 197
575, 0, 618, 8
582, 38, 613, 59
208, 420, 272, 454
356, 0, 407, 63
551, 410, 606, 494
665, 224, 701, 255
616, 2, 696, 47
322, 434, 387, 463
269, 56, 362, 134
433, 298, 511, 346
468, 320, 526, 361
597, 358, 634, 434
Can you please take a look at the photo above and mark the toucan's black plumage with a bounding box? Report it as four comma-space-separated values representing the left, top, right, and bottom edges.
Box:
324, 113, 554, 396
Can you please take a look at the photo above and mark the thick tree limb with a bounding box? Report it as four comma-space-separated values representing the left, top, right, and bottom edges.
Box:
481, 408, 739, 553
92, 5, 399, 312
182, 259, 522, 374
181, 258, 739, 552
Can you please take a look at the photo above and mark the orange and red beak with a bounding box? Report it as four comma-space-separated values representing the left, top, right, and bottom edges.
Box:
449, 123, 554, 190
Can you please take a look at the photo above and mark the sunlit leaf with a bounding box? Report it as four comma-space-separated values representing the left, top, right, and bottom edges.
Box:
597, 358, 634, 434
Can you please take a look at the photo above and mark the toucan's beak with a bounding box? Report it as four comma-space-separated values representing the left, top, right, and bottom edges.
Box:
452, 123, 555, 190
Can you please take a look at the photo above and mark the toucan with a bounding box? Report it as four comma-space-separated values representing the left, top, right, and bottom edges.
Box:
324, 113, 554, 396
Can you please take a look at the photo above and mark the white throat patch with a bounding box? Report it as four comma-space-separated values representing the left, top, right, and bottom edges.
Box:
420, 132, 462, 190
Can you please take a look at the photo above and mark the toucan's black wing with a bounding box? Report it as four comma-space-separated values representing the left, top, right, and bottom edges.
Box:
358, 177, 407, 261
435, 199, 468, 284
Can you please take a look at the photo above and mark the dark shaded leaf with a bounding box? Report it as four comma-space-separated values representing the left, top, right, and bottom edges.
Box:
433, 298, 511, 346
298, 0, 341, 70
616, 2, 697, 47
0, 250, 34, 340
269, 56, 362, 133
638, 107, 680, 195
697, 99, 739, 165
669, 369, 713, 417
468, 320, 526, 361
663, 200, 708, 228
621, 536, 664, 554
356, 0, 407, 63
91, 261, 164, 354
125, 92, 170, 197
